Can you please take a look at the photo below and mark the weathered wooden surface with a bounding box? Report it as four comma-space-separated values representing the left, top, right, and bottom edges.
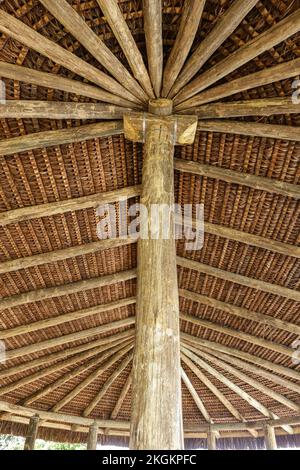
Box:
143, 0, 163, 97
207, 429, 217, 450
181, 369, 211, 423
24, 414, 39, 450
87, 422, 98, 450
264, 425, 277, 450
129, 116, 183, 450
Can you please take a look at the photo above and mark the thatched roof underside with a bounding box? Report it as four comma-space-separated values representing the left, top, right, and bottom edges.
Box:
0, 0, 299, 449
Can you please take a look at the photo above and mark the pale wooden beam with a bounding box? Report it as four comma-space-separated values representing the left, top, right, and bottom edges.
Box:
0, 62, 136, 108
181, 354, 244, 422
24, 414, 39, 450
5, 317, 135, 361
162, 0, 205, 97
96, 0, 154, 98
264, 424, 277, 450
180, 312, 294, 358
207, 428, 217, 450
174, 9, 300, 104
181, 368, 212, 423
0, 330, 133, 380
180, 289, 300, 336
174, 158, 300, 200
0, 269, 136, 311
143, 0, 163, 97
39, 0, 147, 103
169, 0, 258, 98
0, 297, 136, 340
0, 185, 141, 226
0, 121, 122, 157
182, 98, 300, 118
0, 101, 136, 120
52, 344, 133, 412
22, 340, 133, 406
0, 238, 136, 275
110, 372, 132, 420
195, 348, 300, 412
87, 421, 98, 450
196, 346, 300, 396
0, 10, 140, 105
0, 336, 132, 398
177, 257, 300, 302
180, 57, 300, 107
83, 351, 133, 417
181, 332, 300, 383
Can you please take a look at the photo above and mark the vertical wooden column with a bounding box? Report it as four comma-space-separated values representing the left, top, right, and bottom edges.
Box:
24, 414, 39, 450
264, 424, 277, 450
207, 428, 217, 450
87, 421, 98, 450
124, 100, 197, 450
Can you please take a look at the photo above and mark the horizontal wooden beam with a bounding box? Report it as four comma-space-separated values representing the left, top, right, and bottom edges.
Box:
175, 158, 300, 200
0, 269, 136, 311
181, 332, 300, 382
180, 289, 300, 336
0, 185, 141, 226
174, 10, 300, 104
0, 121, 122, 157
177, 256, 300, 302
4, 317, 135, 361
169, 0, 259, 98
0, 62, 136, 108
0, 297, 136, 340
39, 0, 147, 103
0, 10, 139, 104
179, 57, 300, 107
180, 313, 294, 358
0, 101, 136, 120
182, 98, 300, 118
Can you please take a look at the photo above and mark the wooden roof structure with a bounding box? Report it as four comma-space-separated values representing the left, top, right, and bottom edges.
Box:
0, 0, 299, 450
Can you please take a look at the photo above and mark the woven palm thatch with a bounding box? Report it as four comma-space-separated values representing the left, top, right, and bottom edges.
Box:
0, 0, 299, 449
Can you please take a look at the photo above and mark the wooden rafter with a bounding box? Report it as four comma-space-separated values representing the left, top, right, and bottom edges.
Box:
162, 0, 205, 97
39, 0, 147, 103
169, 0, 259, 98
143, 0, 163, 97
0, 10, 139, 104
180, 289, 300, 336
83, 352, 133, 417
181, 368, 212, 423
0, 62, 136, 108
96, 0, 154, 98
174, 9, 300, 104
110, 373, 132, 420
177, 256, 300, 302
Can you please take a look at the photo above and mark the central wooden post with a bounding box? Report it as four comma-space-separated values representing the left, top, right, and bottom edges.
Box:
124, 100, 197, 450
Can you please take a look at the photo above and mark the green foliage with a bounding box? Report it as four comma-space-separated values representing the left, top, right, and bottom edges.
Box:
0, 434, 85, 451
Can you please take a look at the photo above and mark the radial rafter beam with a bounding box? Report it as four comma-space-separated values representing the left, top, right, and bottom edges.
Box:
174, 9, 300, 104
180, 289, 300, 336
39, 0, 148, 103
181, 368, 212, 423
0, 10, 139, 104
110, 372, 132, 420
180, 312, 294, 358
0, 185, 141, 226
162, 0, 205, 97
175, 158, 300, 200
182, 332, 300, 383
0, 62, 136, 108
0, 269, 136, 311
0, 121, 122, 157
178, 57, 300, 108
143, 0, 163, 97
4, 317, 135, 361
169, 0, 258, 98
83, 351, 133, 417
0, 330, 133, 380
195, 348, 300, 412
0, 101, 136, 120
177, 256, 300, 302
52, 344, 133, 412
182, 98, 300, 119
96, 0, 154, 98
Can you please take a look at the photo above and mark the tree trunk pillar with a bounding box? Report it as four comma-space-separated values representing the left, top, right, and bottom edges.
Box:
87, 420, 98, 450
24, 414, 39, 450
207, 428, 217, 450
264, 424, 277, 450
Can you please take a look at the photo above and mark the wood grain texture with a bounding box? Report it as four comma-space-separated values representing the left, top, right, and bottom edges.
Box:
174, 9, 300, 104
264, 424, 277, 450
143, 0, 163, 97
87, 421, 98, 450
